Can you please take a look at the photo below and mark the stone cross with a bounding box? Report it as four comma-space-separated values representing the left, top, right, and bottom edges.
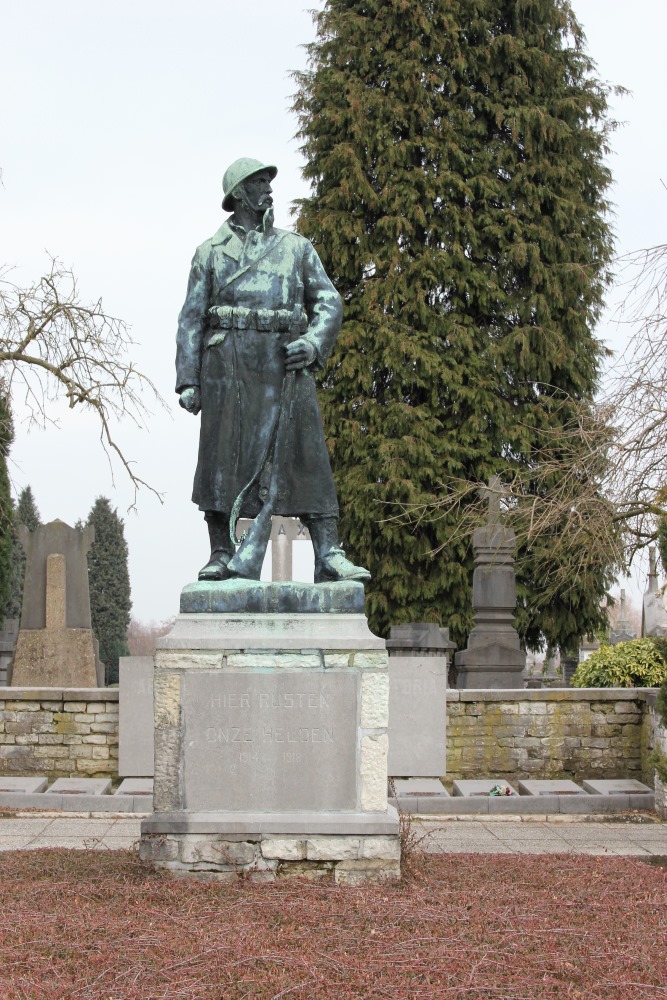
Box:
479, 475, 503, 525
237, 516, 311, 582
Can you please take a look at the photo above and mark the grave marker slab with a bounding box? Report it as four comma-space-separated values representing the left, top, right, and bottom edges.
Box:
119, 656, 154, 777
46, 778, 112, 796
387, 656, 447, 777
391, 778, 448, 797
115, 778, 154, 796
518, 779, 586, 796
0, 776, 48, 794
452, 779, 518, 796
582, 779, 653, 795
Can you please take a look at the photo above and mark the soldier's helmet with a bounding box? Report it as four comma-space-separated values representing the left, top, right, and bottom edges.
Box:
222, 158, 278, 211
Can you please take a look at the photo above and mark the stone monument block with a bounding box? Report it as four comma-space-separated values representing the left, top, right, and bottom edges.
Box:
119, 656, 154, 777
140, 588, 400, 882
386, 655, 447, 777
11, 521, 100, 688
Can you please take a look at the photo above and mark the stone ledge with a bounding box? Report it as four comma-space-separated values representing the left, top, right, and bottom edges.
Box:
156, 613, 385, 651
0, 791, 150, 812
142, 807, 399, 837
448, 688, 651, 703
0, 688, 118, 702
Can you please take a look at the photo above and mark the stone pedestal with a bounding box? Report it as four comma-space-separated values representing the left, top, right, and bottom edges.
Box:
386, 623, 451, 778
140, 581, 400, 883
454, 524, 526, 688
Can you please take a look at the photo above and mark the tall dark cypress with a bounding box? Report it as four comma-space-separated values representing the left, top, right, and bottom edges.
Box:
0, 399, 14, 619
293, 0, 617, 649
86, 497, 131, 685
3, 485, 42, 622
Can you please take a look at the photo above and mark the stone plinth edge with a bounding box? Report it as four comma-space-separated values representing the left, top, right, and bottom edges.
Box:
0, 687, 117, 701
140, 807, 401, 884
143, 807, 399, 836
180, 580, 365, 615
157, 612, 385, 650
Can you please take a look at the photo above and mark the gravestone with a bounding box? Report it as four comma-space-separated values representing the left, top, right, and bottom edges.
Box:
385, 623, 451, 778
11, 520, 102, 687
119, 657, 154, 777
642, 547, 667, 637
609, 589, 637, 645
579, 635, 601, 662
454, 478, 526, 688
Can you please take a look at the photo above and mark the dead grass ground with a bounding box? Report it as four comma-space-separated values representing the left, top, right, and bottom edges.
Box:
0, 849, 665, 998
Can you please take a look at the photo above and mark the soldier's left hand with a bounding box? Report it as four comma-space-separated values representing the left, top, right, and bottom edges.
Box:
285, 338, 316, 370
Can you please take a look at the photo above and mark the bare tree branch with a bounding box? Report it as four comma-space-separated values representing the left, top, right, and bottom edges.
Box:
0, 257, 167, 506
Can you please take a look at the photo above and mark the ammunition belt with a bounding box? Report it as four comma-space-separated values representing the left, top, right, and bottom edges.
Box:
207, 305, 308, 333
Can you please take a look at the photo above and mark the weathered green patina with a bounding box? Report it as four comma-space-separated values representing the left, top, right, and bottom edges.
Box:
176, 159, 370, 586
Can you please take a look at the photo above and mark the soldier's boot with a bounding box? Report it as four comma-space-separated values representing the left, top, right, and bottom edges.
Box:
198, 511, 235, 581
303, 516, 371, 584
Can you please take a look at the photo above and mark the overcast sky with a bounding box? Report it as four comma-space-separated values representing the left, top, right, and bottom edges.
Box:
2, 0, 666, 623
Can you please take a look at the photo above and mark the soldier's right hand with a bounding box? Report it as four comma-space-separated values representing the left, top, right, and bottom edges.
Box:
179, 386, 201, 415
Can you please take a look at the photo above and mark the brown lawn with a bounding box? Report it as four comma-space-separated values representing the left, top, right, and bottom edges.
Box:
0, 850, 665, 998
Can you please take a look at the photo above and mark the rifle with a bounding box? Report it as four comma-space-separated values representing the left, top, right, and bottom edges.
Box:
226, 336, 300, 580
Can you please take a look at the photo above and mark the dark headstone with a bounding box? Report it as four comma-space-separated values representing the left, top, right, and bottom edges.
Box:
454, 479, 525, 688
10, 520, 100, 687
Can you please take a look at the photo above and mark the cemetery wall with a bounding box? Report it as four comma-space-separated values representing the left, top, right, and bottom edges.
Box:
446, 689, 653, 785
0, 686, 664, 792
0, 689, 118, 779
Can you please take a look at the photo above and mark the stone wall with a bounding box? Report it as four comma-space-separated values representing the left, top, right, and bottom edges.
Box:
0, 688, 118, 779
446, 689, 650, 784
0, 685, 664, 792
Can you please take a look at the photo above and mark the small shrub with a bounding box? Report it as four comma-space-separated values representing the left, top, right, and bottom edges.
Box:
570, 638, 667, 688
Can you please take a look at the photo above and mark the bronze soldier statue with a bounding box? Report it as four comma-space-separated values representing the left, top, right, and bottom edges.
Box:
176, 157, 370, 585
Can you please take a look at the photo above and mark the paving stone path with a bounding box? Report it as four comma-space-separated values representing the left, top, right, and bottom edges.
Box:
0, 814, 665, 856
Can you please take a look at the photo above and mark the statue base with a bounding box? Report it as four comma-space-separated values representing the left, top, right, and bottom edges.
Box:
180, 579, 365, 614
140, 585, 400, 884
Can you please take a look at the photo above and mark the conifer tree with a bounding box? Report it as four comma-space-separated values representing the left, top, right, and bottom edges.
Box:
0, 399, 14, 618
86, 496, 131, 684
293, 0, 617, 649
3, 485, 42, 622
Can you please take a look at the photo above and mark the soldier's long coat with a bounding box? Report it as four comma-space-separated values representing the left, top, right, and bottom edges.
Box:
176, 221, 342, 518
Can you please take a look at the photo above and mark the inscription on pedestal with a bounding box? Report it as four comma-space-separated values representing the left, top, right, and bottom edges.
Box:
182, 672, 358, 811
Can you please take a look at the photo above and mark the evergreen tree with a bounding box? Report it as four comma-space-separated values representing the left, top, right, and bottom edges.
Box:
293, 0, 617, 649
3, 485, 42, 622
86, 496, 132, 685
0, 399, 15, 618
